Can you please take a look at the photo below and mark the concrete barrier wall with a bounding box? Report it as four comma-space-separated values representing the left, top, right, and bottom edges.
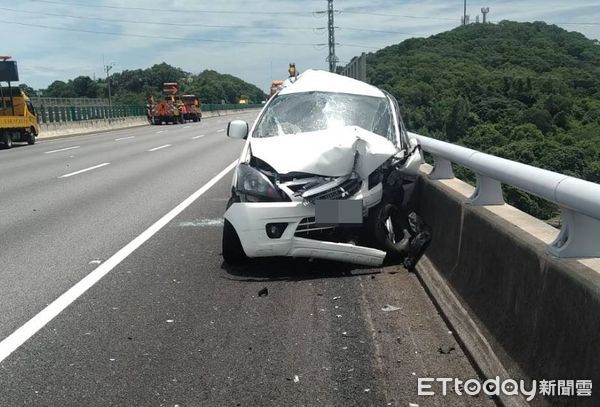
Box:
39, 117, 148, 139
38, 108, 261, 140
415, 168, 600, 406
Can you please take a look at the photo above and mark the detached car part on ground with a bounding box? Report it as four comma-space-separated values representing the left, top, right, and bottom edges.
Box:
222, 70, 429, 267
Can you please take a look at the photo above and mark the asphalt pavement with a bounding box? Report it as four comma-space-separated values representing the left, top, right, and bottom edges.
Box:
0, 112, 493, 406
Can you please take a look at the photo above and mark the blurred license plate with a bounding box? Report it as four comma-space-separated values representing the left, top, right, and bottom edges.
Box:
315, 200, 362, 226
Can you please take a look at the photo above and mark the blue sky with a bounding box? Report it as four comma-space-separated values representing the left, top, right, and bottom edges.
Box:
1, 0, 599, 92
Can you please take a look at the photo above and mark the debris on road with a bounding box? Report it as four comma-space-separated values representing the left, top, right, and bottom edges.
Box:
166, 319, 174, 323
333, 296, 341, 300
88, 259, 102, 265
258, 287, 269, 297
402, 212, 432, 271
381, 304, 401, 312
293, 375, 300, 383
438, 345, 455, 354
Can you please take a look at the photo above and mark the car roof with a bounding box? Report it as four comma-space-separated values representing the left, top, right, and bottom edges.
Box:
278, 69, 386, 98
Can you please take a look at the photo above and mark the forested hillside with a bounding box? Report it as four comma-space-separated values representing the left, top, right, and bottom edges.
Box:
367, 21, 600, 219
31, 63, 266, 105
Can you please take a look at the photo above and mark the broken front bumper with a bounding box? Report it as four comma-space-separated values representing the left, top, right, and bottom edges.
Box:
223, 201, 387, 267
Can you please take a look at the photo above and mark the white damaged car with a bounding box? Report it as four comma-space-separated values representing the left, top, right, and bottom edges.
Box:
222, 70, 423, 267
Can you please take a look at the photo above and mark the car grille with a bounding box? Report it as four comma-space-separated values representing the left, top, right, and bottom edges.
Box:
295, 217, 335, 236
304, 178, 362, 202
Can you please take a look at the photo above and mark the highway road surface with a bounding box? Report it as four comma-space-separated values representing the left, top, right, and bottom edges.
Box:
0, 112, 493, 406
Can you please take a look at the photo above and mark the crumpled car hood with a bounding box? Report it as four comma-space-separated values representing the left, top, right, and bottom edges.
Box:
249, 126, 398, 178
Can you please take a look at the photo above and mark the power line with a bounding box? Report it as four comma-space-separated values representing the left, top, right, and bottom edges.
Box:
2, 7, 425, 34
5, 6, 434, 39
0, 7, 317, 30
26, 1, 600, 27
29, 0, 313, 16
0, 19, 379, 49
342, 27, 425, 35
0, 20, 317, 46
341, 10, 457, 21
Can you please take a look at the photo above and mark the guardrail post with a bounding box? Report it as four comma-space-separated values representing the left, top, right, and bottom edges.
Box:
548, 209, 600, 258
429, 156, 454, 180
468, 175, 504, 205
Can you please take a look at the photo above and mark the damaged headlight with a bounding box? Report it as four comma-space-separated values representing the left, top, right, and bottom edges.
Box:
236, 163, 281, 201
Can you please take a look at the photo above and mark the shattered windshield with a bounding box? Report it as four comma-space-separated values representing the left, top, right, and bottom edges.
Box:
254, 92, 396, 141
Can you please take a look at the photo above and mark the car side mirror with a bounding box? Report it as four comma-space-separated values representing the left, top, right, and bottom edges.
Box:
227, 120, 249, 140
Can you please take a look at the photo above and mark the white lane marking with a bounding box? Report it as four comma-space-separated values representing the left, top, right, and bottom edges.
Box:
217, 129, 225, 133
44, 146, 80, 154
115, 136, 135, 141
59, 163, 110, 178
0, 160, 237, 364
148, 144, 171, 152
192, 135, 205, 140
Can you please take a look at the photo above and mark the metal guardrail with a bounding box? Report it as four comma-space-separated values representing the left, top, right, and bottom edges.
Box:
34, 104, 145, 124
410, 132, 600, 258
30, 97, 110, 107
32, 103, 262, 124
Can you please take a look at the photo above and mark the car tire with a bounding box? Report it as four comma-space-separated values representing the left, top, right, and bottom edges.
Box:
222, 219, 247, 265
368, 203, 410, 259
27, 132, 36, 145
2, 134, 12, 149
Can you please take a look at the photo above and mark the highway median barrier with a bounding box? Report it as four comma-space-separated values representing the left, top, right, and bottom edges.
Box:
37, 108, 261, 140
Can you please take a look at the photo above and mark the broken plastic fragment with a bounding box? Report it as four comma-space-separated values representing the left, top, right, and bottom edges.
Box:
293, 375, 299, 383
402, 212, 432, 271
381, 304, 401, 312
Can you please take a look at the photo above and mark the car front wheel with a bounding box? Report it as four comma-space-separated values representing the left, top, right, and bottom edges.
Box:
367, 203, 410, 260
222, 219, 247, 265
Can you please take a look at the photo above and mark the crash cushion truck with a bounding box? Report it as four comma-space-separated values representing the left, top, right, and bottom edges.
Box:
181, 95, 202, 122
0, 57, 39, 149
149, 82, 186, 125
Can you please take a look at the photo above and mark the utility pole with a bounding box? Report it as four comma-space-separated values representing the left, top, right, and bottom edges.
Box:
104, 63, 113, 108
326, 0, 338, 73
463, 0, 467, 26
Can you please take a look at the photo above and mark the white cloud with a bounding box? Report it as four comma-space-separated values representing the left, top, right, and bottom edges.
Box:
2, 0, 598, 91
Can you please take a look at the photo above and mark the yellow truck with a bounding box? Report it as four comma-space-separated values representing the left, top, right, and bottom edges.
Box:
0, 57, 39, 149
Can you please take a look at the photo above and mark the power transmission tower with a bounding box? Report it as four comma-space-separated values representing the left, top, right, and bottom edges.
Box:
326, 0, 338, 73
